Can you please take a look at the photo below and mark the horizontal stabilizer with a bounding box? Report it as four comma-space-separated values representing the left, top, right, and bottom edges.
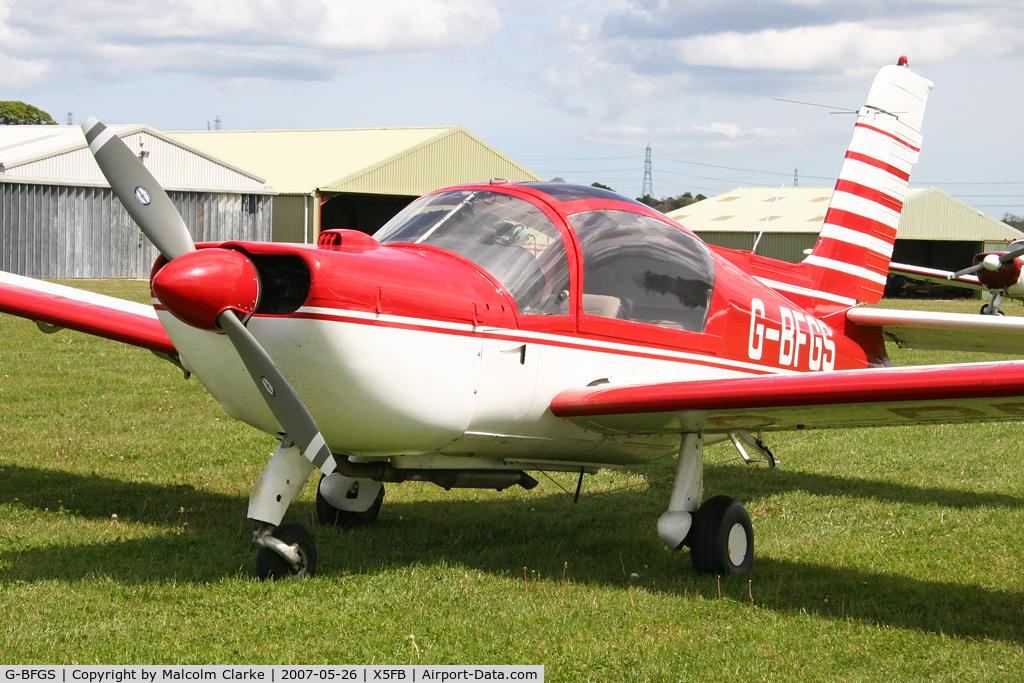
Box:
0, 270, 176, 356
847, 306, 1024, 353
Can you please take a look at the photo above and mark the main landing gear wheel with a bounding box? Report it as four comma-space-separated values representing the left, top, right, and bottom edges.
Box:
688, 495, 754, 575
256, 523, 317, 580
316, 475, 385, 528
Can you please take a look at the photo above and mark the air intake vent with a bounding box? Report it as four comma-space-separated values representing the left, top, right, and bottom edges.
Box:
250, 254, 311, 316
317, 229, 379, 251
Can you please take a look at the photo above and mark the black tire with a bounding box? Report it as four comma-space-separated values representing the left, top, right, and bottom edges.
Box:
316, 474, 384, 528
689, 495, 754, 575
256, 523, 317, 580
981, 304, 1006, 316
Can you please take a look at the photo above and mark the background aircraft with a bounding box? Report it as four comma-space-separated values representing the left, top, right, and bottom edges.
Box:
890, 240, 1024, 315
5, 58, 1024, 580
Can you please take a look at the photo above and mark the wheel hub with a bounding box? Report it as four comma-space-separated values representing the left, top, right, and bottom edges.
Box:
727, 523, 748, 566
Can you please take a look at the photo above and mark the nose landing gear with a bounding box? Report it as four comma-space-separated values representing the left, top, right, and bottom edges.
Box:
254, 523, 318, 579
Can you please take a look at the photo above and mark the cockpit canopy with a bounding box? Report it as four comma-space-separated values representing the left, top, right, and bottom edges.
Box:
568, 210, 714, 332
374, 185, 715, 333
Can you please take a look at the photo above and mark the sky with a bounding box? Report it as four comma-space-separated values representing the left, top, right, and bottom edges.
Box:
4, 0, 1024, 218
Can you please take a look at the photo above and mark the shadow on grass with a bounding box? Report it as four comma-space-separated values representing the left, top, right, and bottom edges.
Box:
702, 463, 1024, 510
1, 464, 1022, 644
0, 463, 245, 526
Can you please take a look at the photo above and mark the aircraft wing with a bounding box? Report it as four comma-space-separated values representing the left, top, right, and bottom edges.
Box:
889, 261, 986, 291
0, 270, 176, 356
550, 360, 1024, 434
847, 306, 1024, 354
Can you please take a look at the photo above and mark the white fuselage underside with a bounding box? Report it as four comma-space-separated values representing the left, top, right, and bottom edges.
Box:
160, 307, 765, 468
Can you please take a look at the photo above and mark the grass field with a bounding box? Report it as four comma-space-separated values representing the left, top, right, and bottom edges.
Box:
1, 282, 1023, 680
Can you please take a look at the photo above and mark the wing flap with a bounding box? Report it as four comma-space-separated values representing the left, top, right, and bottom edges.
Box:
550, 360, 1024, 434
847, 306, 1024, 353
0, 271, 176, 356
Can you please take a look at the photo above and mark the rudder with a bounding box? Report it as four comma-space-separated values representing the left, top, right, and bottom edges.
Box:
803, 57, 933, 312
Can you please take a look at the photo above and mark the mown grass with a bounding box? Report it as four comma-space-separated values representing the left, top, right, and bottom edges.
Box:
1, 282, 1022, 679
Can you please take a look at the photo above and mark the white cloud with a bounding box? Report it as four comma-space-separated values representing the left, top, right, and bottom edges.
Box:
666, 19, 1017, 73
0, 52, 49, 88
693, 122, 743, 138
0, 0, 502, 87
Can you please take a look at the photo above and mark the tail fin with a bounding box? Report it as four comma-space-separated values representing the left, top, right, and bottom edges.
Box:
803, 57, 933, 310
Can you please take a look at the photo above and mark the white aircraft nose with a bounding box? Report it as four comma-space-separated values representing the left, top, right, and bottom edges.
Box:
983, 253, 1002, 271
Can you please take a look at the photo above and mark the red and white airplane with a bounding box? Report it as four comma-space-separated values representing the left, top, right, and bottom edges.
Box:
6, 57, 1024, 579
890, 240, 1024, 315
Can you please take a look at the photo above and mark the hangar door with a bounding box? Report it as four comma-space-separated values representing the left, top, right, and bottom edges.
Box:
320, 192, 417, 236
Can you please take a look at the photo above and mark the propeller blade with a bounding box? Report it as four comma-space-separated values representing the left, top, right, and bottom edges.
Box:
1000, 244, 1024, 264
217, 311, 337, 475
84, 117, 332, 474
81, 117, 195, 261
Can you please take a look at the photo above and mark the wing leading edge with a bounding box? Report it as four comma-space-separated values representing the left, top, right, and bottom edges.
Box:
0, 270, 176, 356
551, 360, 1024, 434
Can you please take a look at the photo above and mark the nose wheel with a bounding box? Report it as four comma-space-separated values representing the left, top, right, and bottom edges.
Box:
254, 523, 318, 579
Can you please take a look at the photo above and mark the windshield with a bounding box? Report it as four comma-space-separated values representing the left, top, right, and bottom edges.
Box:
374, 191, 571, 315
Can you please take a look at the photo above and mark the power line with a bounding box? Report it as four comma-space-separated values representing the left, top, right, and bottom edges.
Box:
522, 152, 1024, 189
653, 154, 836, 181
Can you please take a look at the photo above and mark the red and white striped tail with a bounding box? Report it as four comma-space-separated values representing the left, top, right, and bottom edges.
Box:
803, 58, 933, 309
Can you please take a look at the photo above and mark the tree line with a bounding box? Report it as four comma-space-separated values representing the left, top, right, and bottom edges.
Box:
589, 182, 705, 212
0, 101, 57, 125
1003, 213, 1024, 232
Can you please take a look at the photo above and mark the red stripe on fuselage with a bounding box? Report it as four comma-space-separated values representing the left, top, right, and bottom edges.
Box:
286, 309, 783, 376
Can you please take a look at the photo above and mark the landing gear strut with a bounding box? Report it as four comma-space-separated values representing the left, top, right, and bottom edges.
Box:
659, 433, 756, 574
248, 439, 318, 580
981, 291, 1006, 315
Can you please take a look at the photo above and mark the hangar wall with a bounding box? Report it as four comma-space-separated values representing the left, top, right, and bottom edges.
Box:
0, 182, 271, 279
271, 195, 310, 244
695, 231, 817, 264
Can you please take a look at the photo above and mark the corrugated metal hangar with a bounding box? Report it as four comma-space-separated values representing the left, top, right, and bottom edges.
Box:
0, 124, 274, 278
667, 186, 1023, 272
170, 127, 542, 242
